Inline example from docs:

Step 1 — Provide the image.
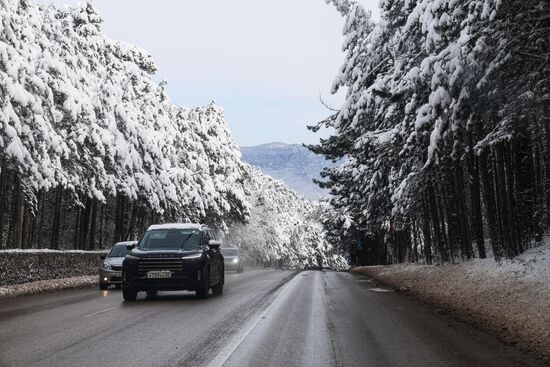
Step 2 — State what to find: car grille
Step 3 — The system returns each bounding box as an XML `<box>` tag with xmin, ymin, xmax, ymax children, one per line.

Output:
<box><xmin>138</xmin><ymin>258</ymin><xmax>183</xmax><ymax>272</ymax></box>
<box><xmin>111</xmin><ymin>265</ymin><xmax>122</xmax><ymax>271</ymax></box>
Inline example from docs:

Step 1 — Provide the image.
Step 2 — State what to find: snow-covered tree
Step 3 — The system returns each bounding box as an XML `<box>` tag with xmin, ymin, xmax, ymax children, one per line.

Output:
<box><xmin>311</xmin><ymin>0</ymin><xmax>550</xmax><ymax>264</ymax></box>
<box><xmin>0</xmin><ymin>0</ymin><xmax>249</xmax><ymax>249</ymax></box>
<box><xmin>0</xmin><ymin>0</ymin><xmax>343</xmax><ymax>272</ymax></box>
<box><xmin>226</xmin><ymin>164</ymin><xmax>347</xmax><ymax>269</ymax></box>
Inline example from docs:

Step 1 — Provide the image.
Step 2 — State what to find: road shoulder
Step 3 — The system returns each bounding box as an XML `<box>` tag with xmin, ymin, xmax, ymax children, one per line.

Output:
<box><xmin>0</xmin><ymin>276</ymin><xmax>97</xmax><ymax>300</ymax></box>
<box><xmin>352</xmin><ymin>263</ymin><xmax>550</xmax><ymax>363</ymax></box>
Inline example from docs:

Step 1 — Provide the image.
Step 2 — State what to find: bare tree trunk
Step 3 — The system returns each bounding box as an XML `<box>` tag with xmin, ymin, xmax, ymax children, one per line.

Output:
<box><xmin>115</xmin><ymin>193</ymin><xmax>126</xmax><ymax>242</ymax></box>
<box><xmin>495</xmin><ymin>144</ymin><xmax>513</xmax><ymax>258</ymax></box>
<box><xmin>422</xmin><ymin>193</ymin><xmax>433</xmax><ymax>265</ymax></box>
<box><xmin>73</xmin><ymin>206</ymin><xmax>81</xmax><ymax>250</ymax></box>
<box><xmin>411</xmin><ymin>217</ymin><xmax>419</xmax><ymax>263</ymax></box>
<box><xmin>0</xmin><ymin>160</ymin><xmax>8</xmax><ymax>249</ymax></box>
<box><xmin>35</xmin><ymin>191</ymin><xmax>45</xmax><ymax>249</ymax></box>
<box><xmin>136</xmin><ymin>205</ymin><xmax>147</xmax><ymax>240</ymax></box>
<box><xmin>89</xmin><ymin>198</ymin><xmax>98</xmax><ymax>250</ymax></box>
<box><xmin>504</xmin><ymin>143</ymin><xmax>522</xmax><ymax>256</ymax></box>
<box><xmin>543</xmin><ymin>104</ymin><xmax>550</xmax><ymax>227</ymax></box>
<box><xmin>78</xmin><ymin>197</ymin><xmax>92</xmax><ymax>250</ymax></box>
<box><xmin>428</xmin><ymin>184</ymin><xmax>447</xmax><ymax>263</ymax></box>
<box><xmin>468</xmin><ymin>135</ymin><xmax>486</xmax><ymax>258</ymax></box>
<box><xmin>50</xmin><ymin>187</ymin><xmax>62</xmax><ymax>250</ymax></box>
<box><xmin>480</xmin><ymin>149</ymin><xmax>504</xmax><ymax>260</ymax></box>
<box><xmin>125</xmin><ymin>200</ymin><xmax>138</xmax><ymax>241</ymax></box>
<box><xmin>13</xmin><ymin>181</ymin><xmax>24</xmax><ymax>249</ymax></box>
<box><xmin>98</xmin><ymin>202</ymin><xmax>104</xmax><ymax>248</ymax></box>
<box><xmin>454</xmin><ymin>160</ymin><xmax>473</xmax><ymax>259</ymax></box>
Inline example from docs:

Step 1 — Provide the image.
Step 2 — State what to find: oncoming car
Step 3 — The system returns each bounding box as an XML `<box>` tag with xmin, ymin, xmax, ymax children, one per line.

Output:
<box><xmin>99</xmin><ymin>241</ymin><xmax>136</xmax><ymax>290</ymax></box>
<box><xmin>221</xmin><ymin>246</ymin><xmax>244</xmax><ymax>273</ymax></box>
<box><xmin>122</xmin><ymin>223</ymin><xmax>224</xmax><ymax>301</ymax></box>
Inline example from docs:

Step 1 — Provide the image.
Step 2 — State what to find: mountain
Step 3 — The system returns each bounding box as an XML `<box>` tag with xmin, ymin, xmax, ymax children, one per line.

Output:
<box><xmin>240</xmin><ymin>142</ymin><xmax>332</xmax><ymax>200</ymax></box>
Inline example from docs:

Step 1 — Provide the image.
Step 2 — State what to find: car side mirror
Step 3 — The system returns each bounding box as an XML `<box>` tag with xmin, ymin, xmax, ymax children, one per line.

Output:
<box><xmin>208</xmin><ymin>240</ymin><xmax>221</xmax><ymax>250</ymax></box>
<box><xmin>126</xmin><ymin>243</ymin><xmax>136</xmax><ymax>251</ymax></box>
<box><xmin>100</xmin><ymin>254</ymin><xmax>106</xmax><ymax>260</ymax></box>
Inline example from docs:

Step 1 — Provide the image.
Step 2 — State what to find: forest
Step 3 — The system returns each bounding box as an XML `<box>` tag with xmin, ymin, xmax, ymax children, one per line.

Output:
<box><xmin>310</xmin><ymin>0</ymin><xmax>550</xmax><ymax>265</ymax></box>
<box><xmin>0</xmin><ymin>0</ymin><xmax>344</xmax><ymax>268</ymax></box>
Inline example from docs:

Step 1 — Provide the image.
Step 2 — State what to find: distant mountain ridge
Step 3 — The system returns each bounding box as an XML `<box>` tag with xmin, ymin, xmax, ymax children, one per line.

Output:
<box><xmin>240</xmin><ymin>142</ymin><xmax>332</xmax><ymax>200</ymax></box>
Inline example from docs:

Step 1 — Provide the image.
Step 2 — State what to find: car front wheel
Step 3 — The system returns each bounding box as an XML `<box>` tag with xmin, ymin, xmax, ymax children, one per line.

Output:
<box><xmin>212</xmin><ymin>265</ymin><xmax>224</xmax><ymax>296</ymax></box>
<box><xmin>123</xmin><ymin>286</ymin><xmax>137</xmax><ymax>301</ymax></box>
<box><xmin>196</xmin><ymin>267</ymin><xmax>210</xmax><ymax>299</ymax></box>
<box><xmin>99</xmin><ymin>283</ymin><xmax>109</xmax><ymax>290</ymax></box>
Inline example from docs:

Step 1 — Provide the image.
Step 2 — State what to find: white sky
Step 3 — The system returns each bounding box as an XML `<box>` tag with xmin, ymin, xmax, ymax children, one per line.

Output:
<box><xmin>36</xmin><ymin>0</ymin><xmax>380</xmax><ymax>146</ymax></box>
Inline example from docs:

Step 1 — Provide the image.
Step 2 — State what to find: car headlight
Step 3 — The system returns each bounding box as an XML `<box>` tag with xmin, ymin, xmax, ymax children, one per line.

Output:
<box><xmin>182</xmin><ymin>253</ymin><xmax>202</xmax><ymax>259</ymax></box>
<box><xmin>103</xmin><ymin>262</ymin><xmax>112</xmax><ymax>270</ymax></box>
<box><xmin>232</xmin><ymin>258</ymin><xmax>239</xmax><ymax>263</ymax></box>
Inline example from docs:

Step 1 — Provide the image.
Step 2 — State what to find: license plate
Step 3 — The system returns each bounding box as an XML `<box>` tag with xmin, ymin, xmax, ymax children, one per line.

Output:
<box><xmin>147</xmin><ymin>271</ymin><xmax>171</xmax><ymax>279</ymax></box>
<box><xmin>112</xmin><ymin>272</ymin><xmax>122</xmax><ymax>277</ymax></box>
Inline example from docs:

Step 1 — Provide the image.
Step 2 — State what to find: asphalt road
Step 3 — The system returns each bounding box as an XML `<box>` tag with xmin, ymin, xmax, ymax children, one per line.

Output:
<box><xmin>0</xmin><ymin>270</ymin><xmax>546</xmax><ymax>367</ymax></box>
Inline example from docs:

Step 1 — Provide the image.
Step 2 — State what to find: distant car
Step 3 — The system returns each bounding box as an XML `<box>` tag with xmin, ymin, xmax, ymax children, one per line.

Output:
<box><xmin>122</xmin><ymin>223</ymin><xmax>224</xmax><ymax>301</ymax></box>
<box><xmin>99</xmin><ymin>241</ymin><xmax>136</xmax><ymax>290</ymax></box>
<box><xmin>221</xmin><ymin>246</ymin><xmax>244</xmax><ymax>273</ymax></box>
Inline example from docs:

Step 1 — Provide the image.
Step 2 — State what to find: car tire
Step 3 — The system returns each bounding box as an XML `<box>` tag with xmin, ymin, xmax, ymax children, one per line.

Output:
<box><xmin>99</xmin><ymin>283</ymin><xmax>109</xmax><ymax>290</ymax></box>
<box><xmin>146</xmin><ymin>290</ymin><xmax>158</xmax><ymax>299</ymax></box>
<box><xmin>212</xmin><ymin>265</ymin><xmax>224</xmax><ymax>296</ymax></box>
<box><xmin>196</xmin><ymin>267</ymin><xmax>210</xmax><ymax>299</ymax></box>
<box><xmin>123</xmin><ymin>286</ymin><xmax>137</xmax><ymax>301</ymax></box>
<box><xmin>237</xmin><ymin>265</ymin><xmax>244</xmax><ymax>273</ymax></box>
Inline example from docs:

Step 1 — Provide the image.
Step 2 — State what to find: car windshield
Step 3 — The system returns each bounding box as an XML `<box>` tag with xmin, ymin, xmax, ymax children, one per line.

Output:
<box><xmin>108</xmin><ymin>245</ymin><xmax>130</xmax><ymax>258</ymax></box>
<box><xmin>221</xmin><ymin>248</ymin><xmax>239</xmax><ymax>257</ymax></box>
<box><xmin>138</xmin><ymin>229</ymin><xmax>201</xmax><ymax>251</ymax></box>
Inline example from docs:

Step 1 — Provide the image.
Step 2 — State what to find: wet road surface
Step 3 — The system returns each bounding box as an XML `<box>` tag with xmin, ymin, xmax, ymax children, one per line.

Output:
<box><xmin>0</xmin><ymin>270</ymin><xmax>546</xmax><ymax>367</ymax></box>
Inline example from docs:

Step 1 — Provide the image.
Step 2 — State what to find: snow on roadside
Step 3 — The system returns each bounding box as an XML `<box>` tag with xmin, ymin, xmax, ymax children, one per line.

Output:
<box><xmin>352</xmin><ymin>241</ymin><xmax>550</xmax><ymax>362</ymax></box>
<box><xmin>0</xmin><ymin>249</ymin><xmax>107</xmax><ymax>254</ymax></box>
<box><xmin>0</xmin><ymin>276</ymin><xmax>97</xmax><ymax>300</ymax></box>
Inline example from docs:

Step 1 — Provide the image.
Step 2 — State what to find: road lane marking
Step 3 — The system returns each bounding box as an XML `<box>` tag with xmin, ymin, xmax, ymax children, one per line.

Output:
<box><xmin>206</xmin><ymin>273</ymin><xmax>298</xmax><ymax>367</ymax></box>
<box><xmin>84</xmin><ymin>306</ymin><xmax>120</xmax><ymax>318</ymax></box>
<box><xmin>367</xmin><ymin>288</ymin><xmax>393</xmax><ymax>292</ymax></box>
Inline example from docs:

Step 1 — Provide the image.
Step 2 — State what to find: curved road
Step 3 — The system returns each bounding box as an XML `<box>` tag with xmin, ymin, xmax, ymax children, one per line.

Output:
<box><xmin>0</xmin><ymin>270</ymin><xmax>545</xmax><ymax>367</ymax></box>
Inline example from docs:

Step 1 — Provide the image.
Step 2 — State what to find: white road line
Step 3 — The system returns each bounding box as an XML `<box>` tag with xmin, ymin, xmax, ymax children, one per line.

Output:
<box><xmin>84</xmin><ymin>306</ymin><xmax>120</xmax><ymax>318</ymax></box>
<box><xmin>206</xmin><ymin>274</ymin><xmax>298</xmax><ymax>367</ymax></box>
<box><xmin>367</xmin><ymin>288</ymin><xmax>393</xmax><ymax>292</ymax></box>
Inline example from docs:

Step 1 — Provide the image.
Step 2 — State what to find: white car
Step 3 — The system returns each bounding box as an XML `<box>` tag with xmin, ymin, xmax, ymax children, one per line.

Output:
<box><xmin>221</xmin><ymin>247</ymin><xmax>244</xmax><ymax>273</ymax></box>
<box><xmin>99</xmin><ymin>241</ymin><xmax>136</xmax><ymax>290</ymax></box>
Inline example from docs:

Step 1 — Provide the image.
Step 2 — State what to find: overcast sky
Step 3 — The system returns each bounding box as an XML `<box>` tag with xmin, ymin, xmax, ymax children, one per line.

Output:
<box><xmin>37</xmin><ymin>0</ymin><xmax>379</xmax><ymax>147</ymax></box>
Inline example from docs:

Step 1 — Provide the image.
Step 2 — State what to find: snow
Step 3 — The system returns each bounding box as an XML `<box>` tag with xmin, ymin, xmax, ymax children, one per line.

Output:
<box><xmin>464</xmin><ymin>238</ymin><xmax>550</xmax><ymax>288</ymax></box>
<box><xmin>0</xmin><ymin>249</ymin><xmax>107</xmax><ymax>254</ymax></box>
<box><xmin>353</xmin><ymin>240</ymin><xmax>550</xmax><ymax>360</ymax></box>
<box><xmin>147</xmin><ymin>223</ymin><xmax>204</xmax><ymax>231</ymax></box>
<box><xmin>372</xmin><ymin>237</ymin><xmax>550</xmax><ymax>291</ymax></box>
<box><xmin>0</xmin><ymin>275</ymin><xmax>97</xmax><ymax>300</ymax></box>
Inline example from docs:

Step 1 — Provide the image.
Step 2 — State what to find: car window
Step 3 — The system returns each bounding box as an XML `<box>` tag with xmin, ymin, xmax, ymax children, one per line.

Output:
<box><xmin>138</xmin><ymin>229</ymin><xmax>201</xmax><ymax>251</ymax></box>
<box><xmin>108</xmin><ymin>245</ymin><xmax>130</xmax><ymax>258</ymax></box>
<box><xmin>221</xmin><ymin>248</ymin><xmax>238</xmax><ymax>257</ymax></box>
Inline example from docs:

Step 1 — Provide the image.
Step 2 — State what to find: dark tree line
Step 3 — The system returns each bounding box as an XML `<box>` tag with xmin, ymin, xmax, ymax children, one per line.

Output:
<box><xmin>0</xmin><ymin>163</ymin><xmax>181</xmax><ymax>250</ymax></box>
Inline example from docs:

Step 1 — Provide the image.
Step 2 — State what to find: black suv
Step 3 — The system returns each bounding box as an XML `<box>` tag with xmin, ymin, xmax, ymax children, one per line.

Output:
<box><xmin>122</xmin><ymin>223</ymin><xmax>224</xmax><ymax>301</ymax></box>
